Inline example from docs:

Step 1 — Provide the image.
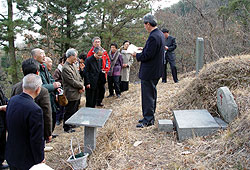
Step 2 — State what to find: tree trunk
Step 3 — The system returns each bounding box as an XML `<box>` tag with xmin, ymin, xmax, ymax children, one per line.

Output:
<box><xmin>65</xmin><ymin>5</ymin><xmax>71</xmax><ymax>50</ymax></box>
<box><xmin>7</xmin><ymin>0</ymin><xmax>18</xmax><ymax>84</ymax></box>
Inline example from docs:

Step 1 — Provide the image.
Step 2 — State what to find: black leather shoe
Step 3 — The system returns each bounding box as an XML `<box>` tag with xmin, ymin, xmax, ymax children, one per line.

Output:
<box><xmin>1</xmin><ymin>163</ymin><xmax>9</xmax><ymax>169</ymax></box>
<box><xmin>175</xmin><ymin>80</ymin><xmax>179</xmax><ymax>83</ymax></box>
<box><xmin>136</xmin><ymin>120</ymin><xmax>154</xmax><ymax>128</ymax></box>
<box><xmin>138</xmin><ymin>119</ymin><xmax>144</xmax><ymax>123</ymax></box>
<box><xmin>52</xmin><ymin>134</ymin><xmax>58</xmax><ymax>138</ymax></box>
<box><xmin>64</xmin><ymin>128</ymin><xmax>75</xmax><ymax>133</ymax></box>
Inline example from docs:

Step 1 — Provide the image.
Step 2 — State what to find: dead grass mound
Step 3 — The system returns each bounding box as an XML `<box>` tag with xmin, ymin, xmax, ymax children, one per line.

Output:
<box><xmin>170</xmin><ymin>55</ymin><xmax>250</xmax><ymax>116</ymax></box>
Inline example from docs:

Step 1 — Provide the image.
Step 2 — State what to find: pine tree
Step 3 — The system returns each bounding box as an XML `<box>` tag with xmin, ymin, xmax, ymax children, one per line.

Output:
<box><xmin>83</xmin><ymin>0</ymin><xmax>151</xmax><ymax>50</ymax></box>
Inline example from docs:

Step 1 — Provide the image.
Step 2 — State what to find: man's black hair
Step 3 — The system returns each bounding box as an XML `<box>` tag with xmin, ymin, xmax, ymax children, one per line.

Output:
<box><xmin>143</xmin><ymin>14</ymin><xmax>157</xmax><ymax>27</ymax></box>
<box><xmin>78</xmin><ymin>52</ymin><xmax>87</xmax><ymax>61</ymax></box>
<box><xmin>123</xmin><ymin>40</ymin><xmax>131</xmax><ymax>45</ymax></box>
<box><xmin>110</xmin><ymin>43</ymin><xmax>118</xmax><ymax>49</ymax></box>
<box><xmin>22</xmin><ymin>58</ymin><xmax>39</xmax><ymax>76</ymax></box>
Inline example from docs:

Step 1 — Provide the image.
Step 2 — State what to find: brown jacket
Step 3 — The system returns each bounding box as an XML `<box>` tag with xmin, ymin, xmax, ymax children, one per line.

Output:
<box><xmin>11</xmin><ymin>82</ymin><xmax>52</xmax><ymax>140</ymax></box>
<box><xmin>62</xmin><ymin>61</ymin><xmax>84</xmax><ymax>101</ymax></box>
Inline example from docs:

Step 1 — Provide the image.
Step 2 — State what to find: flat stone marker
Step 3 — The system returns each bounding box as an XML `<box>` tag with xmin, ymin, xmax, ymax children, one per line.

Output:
<box><xmin>217</xmin><ymin>86</ymin><xmax>238</xmax><ymax>123</ymax></box>
<box><xmin>173</xmin><ymin>109</ymin><xmax>220</xmax><ymax>141</ymax></box>
<box><xmin>158</xmin><ymin>119</ymin><xmax>173</xmax><ymax>132</ymax></box>
<box><xmin>66</xmin><ymin>107</ymin><xmax>112</xmax><ymax>154</ymax></box>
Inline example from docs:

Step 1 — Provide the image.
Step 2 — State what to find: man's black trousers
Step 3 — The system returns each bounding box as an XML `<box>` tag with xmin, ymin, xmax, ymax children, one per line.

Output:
<box><xmin>63</xmin><ymin>100</ymin><xmax>80</xmax><ymax>131</ymax></box>
<box><xmin>108</xmin><ymin>75</ymin><xmax>121</xmax><ymax>96</ymax></box>
<box><xmin>86</xmin><ymin>87</ymin><xmax>97</xmax><ymax>108</ymax></box>
<box><xmin>141</xmin><ymin>79</ymin><xmax>159</xmax><ymax>123</ymax></box>
<box><xmin>96</xmin><ymin>72</ymin><xmax>106</xmax><ymax>105</ymax></box>
<box><xmin>162</xmin><ymin>55</ymin><xmax>178</xmax><ymax>83</ymax></box>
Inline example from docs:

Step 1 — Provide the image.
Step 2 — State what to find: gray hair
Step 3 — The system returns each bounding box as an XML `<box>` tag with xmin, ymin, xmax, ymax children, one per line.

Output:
<box><xmin>22</xmin><ymin>74</ymin><xmax>42</xmax><ymax>91</ymax></box>
<box><xmin>92</xmin><ymin>37</ymin><xmax>101</xmax><ymax>43</ymax></box>
<box><xmin>45</xmin><ymin>57</ymin><xmax>52</xmax><ymax>62</ymax></box>
<box><xmin>93</xmin><ymin>46</ymin><xmax>104</xmax><ymax>54</ymax></box>
<box><xmin>66</xmin><ymin>48</ymin><xmax>78</xmax><ymax>58</ymax></box>
<box><xmin>31</xmin><ymin>48</ymin><xmax>44</xmax><ymax>57</ymax></box>
<box><xmin>143</xmin><ymin>14</ymin><xmax>157</xmax><ymax>27</ymax></box>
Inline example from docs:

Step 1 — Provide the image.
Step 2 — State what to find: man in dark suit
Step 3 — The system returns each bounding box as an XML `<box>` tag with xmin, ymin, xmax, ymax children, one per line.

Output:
<box><xmin>11</xmin><ymin>58</ymin><xmax>52</xmax><ymax>143</ymax></box>
<box><xmin>62</xmin><ymin>48</ymin><xmax>84</xmax><ymax>133</ymax></box>
<box><xmin>6</xmin><ymin>74</ymin><xmax>45</xmax><ymax>170</ymax></box>
<box><xmin>161</xmin><ymin>29</ymin><xmax>178</xmax><ymax>83</ymax></box>
<box><xmin>132</xmin><ymin>14</ymin><xmax>165</xmax><ymax>128</ymax></box>
<box><xmin>83</xmin><ymin>47</ymin><xmax>103</xmax><ymax>108</ymax></box>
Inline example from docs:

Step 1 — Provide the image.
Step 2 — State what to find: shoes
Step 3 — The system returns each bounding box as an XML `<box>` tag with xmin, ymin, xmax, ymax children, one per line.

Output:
<box><xmin>96</xmin><ymin>103</ymin><xmax>104</xmax><ymax>107</ymax></box>
<box><xmin>162</xmin><ymin>80</ymin><xmax>167</xmax><ymax>83</ymax></box>
<box><xmin>117</xmin><ymin>94</ymin><xmax>121</xmax><ymax>98</ymax></box>
<box><xmin>107</xmin><ymin>94</ymin><xmax>114</xmax><ymax>98</ymax></box>
<box><xmin>70</xmin><ymin>125</ymin><xmax>77</xmax><ymax>128</ymax></box>
<box><xmin>64</xmin><ymin>128</ymin><xmax>75</xmax><ymax>133</ymax></box>
<box><xmin>44</xmin><ymin>146</ymin><xmax>53</xmax><ymax>152</ymax></box>
<box><xmin>136</xmin><ymin>120</ymin><xmax>154</xmax><ymax>128</ymax></box>
<box><xmin>56</xmin><ymin>120</ymin><xmax>61</xmax><ymax>125</ymax></box>
<box><xmin>175</xmin><ymin>80</ymin><xmax>179</xmax><ymax>83</ymax></box>
<box><xmin>52</xmin><ymin>134</ymin><xmax>58</xmax><ymax>138</ymax></box>
<box><xmin>1</xmin><ymin>163</ymin><xmax>9</xmax><ymax>169</ymax></box>
<box><xmin>138</xmin><ymin>119</ymin><xmax>144</xmax><ymax>123</ymax></box>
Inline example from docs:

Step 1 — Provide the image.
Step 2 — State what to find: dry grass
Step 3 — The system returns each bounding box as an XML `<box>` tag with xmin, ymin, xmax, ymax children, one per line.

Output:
<box><xmin>46</xmin><ymin>55</ymin><xmax>250</xmax><ymax>170</ymax></box>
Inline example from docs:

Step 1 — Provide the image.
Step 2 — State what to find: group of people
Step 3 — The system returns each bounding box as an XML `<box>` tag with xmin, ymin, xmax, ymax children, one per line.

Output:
<box><xmin>0</xmin><ymin>13</ymin><xmax>178</xmax><ymax>170</ymax></box>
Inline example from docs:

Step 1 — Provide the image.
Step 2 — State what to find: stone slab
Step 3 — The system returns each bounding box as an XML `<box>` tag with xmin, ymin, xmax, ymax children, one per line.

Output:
<box><xmin>158</xmin><ymin>119</ymin><xmax>173</xmax><ymax>132</ymax></box>
<box><xmin>173</xmin><ymin>109</ymin><xmax>220</xmax><ymax>141</ymax></box>
<box><xmin>214</xmin><ymin>117</ymin><xmax>228</xmax><ymax>130</ymax></box>
<box><xmin>65</xmin><ymin>107</ymin><xmax>112</xmax><ymax>128</ymax></box>
<box><xmin>217</xmin><ymin>86</ymin><xmax>238</xmax><ymax>123</ymax></box>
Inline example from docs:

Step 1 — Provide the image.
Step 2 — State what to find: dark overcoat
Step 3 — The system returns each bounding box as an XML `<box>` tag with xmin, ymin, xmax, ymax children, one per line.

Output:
<box><xmin>136</xmin><ymin>28</ymin><xmax>165</xmax><ymax>80</ymax></box>
<box><xmin>5</xmin><ymin>93</ymin><xmax>44</xmax><ymax>170</ymax></box>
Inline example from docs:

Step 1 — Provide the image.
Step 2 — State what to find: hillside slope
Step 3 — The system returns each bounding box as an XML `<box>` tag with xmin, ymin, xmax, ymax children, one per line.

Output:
<box><xmin>46</xmin><ymin>55</ymin><xmax>250</xmax><ymax>170</ymax></box>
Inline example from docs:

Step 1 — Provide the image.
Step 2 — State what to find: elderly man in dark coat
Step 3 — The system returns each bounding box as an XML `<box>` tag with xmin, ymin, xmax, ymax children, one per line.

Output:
<box><xmin>32</xmin><ymin>48</ymin><xmax>61</xmax><ymax>132</ymax></box>
<box><xmin>6</xmin><ymin>74</ymin><xmax>45</xmax><ymax>170</ymax></box>
<box><xmin>132</xmin><ymin>14</ymin><xmax>165</xmax><ymax>128</ymax></box>
<box><xmin>83</xmin><ymin>47</ymin><xmax>103</xmax><ymax>108</ymax></box>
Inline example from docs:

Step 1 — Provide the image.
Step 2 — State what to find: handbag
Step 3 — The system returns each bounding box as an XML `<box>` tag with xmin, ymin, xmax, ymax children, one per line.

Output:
<box><xmin>67</xmin><ymin>137</ymin><xmax>89</xmax><ymax>170</ymax></box>
<box><xmin>58</xmin><ymin>89</ymin><xmax>68</xmax><ymax>106</ymax></box>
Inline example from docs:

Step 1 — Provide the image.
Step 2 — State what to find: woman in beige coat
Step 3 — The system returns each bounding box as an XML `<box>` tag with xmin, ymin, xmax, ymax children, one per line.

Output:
<box><xmin>120</xmin><ymin>40</ymin><xmax>133</xmax><ymax>92</ymax></box>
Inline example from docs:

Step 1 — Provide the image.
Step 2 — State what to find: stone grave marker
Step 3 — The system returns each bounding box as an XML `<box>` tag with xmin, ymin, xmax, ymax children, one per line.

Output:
<box><xmin>217</xmin><ymin>86</ymin><xmax>238</xmax><ymax>123</ymax></box>
<box><xmin>196</xmin><ymin>37</ymin><xmax>204</xmax><ymax>76</ymax></box>
<box><xmin>173</xmin><ymin>109</ymin><xmax>220</xmax><ymax>141</ymax></box>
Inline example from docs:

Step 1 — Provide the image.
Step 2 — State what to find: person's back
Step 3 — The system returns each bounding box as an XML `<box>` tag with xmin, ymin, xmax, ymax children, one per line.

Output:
<box><xmin>6</xmin><ymin>74</ymin><xmax>45</xmax><ymax>170</ymax></box>
<box><xmin>11</xmin><ymin>82</ymin><xmax>52</xmax><ymax>141</ymax></box>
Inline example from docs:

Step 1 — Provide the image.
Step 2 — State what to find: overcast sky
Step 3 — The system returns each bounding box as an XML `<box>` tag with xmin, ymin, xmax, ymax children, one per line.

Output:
<box><xmin>151</xmin><ymin>0</ymin><xmax>180</xmax><ymax>10</ymax></box>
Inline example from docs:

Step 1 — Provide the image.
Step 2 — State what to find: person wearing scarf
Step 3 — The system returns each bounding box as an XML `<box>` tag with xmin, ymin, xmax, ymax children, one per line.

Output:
<box><xmin>120</xmin><ymin>40</ymin><xmax>134</xmax><ymax>92</ymax></box>
<box><xmin>107</xmin><ymin>43</ymin><xmax>123</xmax><ymax>98</ymax></box>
